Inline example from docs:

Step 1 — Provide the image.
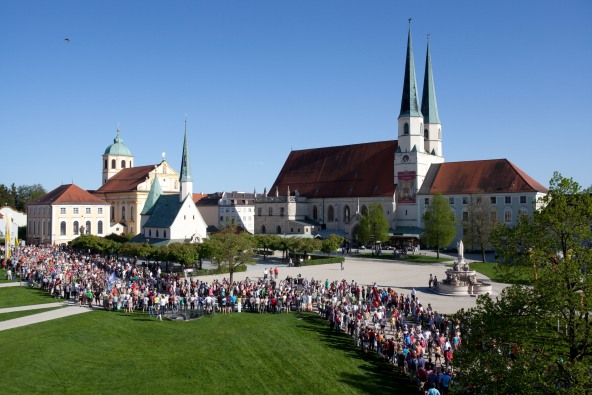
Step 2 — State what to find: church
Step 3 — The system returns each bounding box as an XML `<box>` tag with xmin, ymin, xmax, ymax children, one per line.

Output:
<box><xmin>255</xmin><ymin>25</ymin><xmax>548</xmax><ymax>248</ymax></box>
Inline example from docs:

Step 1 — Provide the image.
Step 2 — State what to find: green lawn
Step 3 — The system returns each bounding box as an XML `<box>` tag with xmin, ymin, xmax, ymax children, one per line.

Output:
<box><xmin>0</xmin><ymin>286</ymin><xmax>62</xmax><ymax>308</ymax></box>
<box><xmin>355</xmin><ymin>252</ymin><xmax>452</xmax><ymax>264</ymax></box>
<box><xmin>1</xmin><ymin>310</ymin><xmax>414</xmax><ymax>394</ymax></box>
<box><xmin>0</xmin><ymin>306</ymin><xmax>64</xmax><ymax>322</ymax></box>
<box><xmin>469</xmin><ymin>262</ymin><xmax>533</xmax><ymax>285</ymax></box>
<box><xmin>0</xmin><ymin>268</ymin><xmax>19</xmax><ymax>282</ymax></box>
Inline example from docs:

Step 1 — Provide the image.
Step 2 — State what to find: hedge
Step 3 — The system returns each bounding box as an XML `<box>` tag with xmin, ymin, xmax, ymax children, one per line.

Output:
<box><xmin>298</xmin><ymin>255</ymin><xmax>344</xmax><ymax>266</ymax></box>
<box><xmin>193</xmin><ymin>264</ymin><xmax>248</xmax><ymax>276</ymax></box>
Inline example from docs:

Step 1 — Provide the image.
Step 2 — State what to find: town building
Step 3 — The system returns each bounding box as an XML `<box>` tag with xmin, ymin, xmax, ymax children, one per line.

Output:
<box><xmin>195</xmin><ymin>191</ymin><xmax>256</xmax><ymax>233</ymax></box>
<box><xmin>92</xmin><ymin>129</ymin><xmax>180</xmax><ymax>235</ymax></box>
<box><xmin>256</xmin><ymin>25</ymin><xmax>548</xmax><ymax>247</ymax></box>
<box><xmin>26</xmin><ymin>184</ymin><xmax>110</xmax><ymax>245</ymax></box>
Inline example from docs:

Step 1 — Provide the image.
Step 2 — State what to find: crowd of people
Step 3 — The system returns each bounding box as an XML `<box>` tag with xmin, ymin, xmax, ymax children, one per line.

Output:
<box><xmin>4</xmin><ymin>244</ymin><xmax>461</xmax><ymax>394</ymax></box>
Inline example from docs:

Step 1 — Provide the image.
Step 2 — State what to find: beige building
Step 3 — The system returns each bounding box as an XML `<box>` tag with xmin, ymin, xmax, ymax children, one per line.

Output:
<box><xmin>26</xmin><ymin>184</ymin><xmax>110</xmax><ymax>245</ymax></box>
<box><xmin>92</xmin><ymin>129</ymin><xmax>180</xmax><ymax>235</ymax></box>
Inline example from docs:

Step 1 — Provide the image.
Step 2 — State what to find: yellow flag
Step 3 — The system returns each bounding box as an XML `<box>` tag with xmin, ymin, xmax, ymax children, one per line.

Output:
<box><xmin>4</xmin><ymin>215</ymin><xmax>10</xmax><ymax>260</ymax></box>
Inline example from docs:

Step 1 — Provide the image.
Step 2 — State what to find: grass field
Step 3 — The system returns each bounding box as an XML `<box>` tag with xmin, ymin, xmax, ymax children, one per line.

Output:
<box><xmin>0</xmin><ymin>306</ymin><xmax>63</xmax><ymax>322</ymax></box>
<box><xmin>0</xmin><ymin>268</ymin><xmax>18</xmax><ymax>283</ymax></box>
<box><xmin>355</xmin><ymin>253</ymin><xmax>452</xmax><ymax>264</ymax></box>
<box><xmin>469</xmin><ymin>262</ymin><xmax>533</xmax><ymax>285</ymax></box>
<box><xmin>1</xmin><ymin>309</ymin><xmax>415</xmax><ymax>394</ymax></box>
<box><xmin>0</xmin><ymin>286</ymin><xmax>62</xmax><ymax>308</ymax></box>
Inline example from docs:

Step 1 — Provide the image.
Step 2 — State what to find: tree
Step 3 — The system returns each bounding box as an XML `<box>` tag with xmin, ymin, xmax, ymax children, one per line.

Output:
<box><xmin>455</xmin><ymin>173</ymin><xmax>592</xmax><ymax>392</ymax></box>
<box><xmin>320</xmin><ymin>234</ymin><xmax>343</xmax><ymax>256</ymax></box>
<box><xmin>15</xmin><ymin>184</ymin><xmax>46</xmax><ymax>211</ymax></box>
<box><xmin>465</xmin><ymin>194</ymin><xmax>498</xmax><ymax>262</ymax></box>
<box><xmin>208</xmin><ymin>225</ymin><xmax>256</xmax><ymax>284</ymax></box>
<box><xmin>421</xmin><ymin>193</ymin><xmax>456</xmax><ymax>258</ymax></box>
<box><xmin>254</xmin><ymin>234</ymin><xmax>281</xmax><ymax>260</ymax></box>
<box><xmin>357</xmin><ymin>203</ymin><xmax>389</xmax><ymax>249</ymax></box>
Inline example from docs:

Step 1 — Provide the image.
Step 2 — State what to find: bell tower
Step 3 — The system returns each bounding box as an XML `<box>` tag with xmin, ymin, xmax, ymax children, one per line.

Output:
<box><xmin>102</xmin><ymin>129</ymin><xmax>134</xmax><ymax>185</ymax></box>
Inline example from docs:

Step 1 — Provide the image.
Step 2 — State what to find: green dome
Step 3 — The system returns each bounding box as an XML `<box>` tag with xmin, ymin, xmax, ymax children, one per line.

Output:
<box><xmin>104</xmin><ymin>130</ymin><xmax>133</xmax><ymax>156</ymax></box>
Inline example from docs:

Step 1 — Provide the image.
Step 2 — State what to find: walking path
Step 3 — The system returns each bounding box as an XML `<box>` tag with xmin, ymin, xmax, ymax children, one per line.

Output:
<box><xmin>0</xmin><ymin>253</ymin><xmax>509</xmax><ymax>332</ymax></box>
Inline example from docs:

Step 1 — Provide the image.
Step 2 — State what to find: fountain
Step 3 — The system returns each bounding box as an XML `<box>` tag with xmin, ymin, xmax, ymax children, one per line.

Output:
<box><xmin>436</xmin><ymin>240</ymin><xmax>492</xmax><ymax>296</ymax></box>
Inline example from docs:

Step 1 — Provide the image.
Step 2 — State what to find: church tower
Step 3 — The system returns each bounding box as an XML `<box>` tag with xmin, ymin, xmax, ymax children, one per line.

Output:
<box><xmin>179</xmin><ymin>122</ymin><xmax>193</xmax><ymax>202</ymax></box>
<box><xmin>394</xmin><ymin>22</ymin><xmax>445</xmax><ymax>228</ymax></box>
<box><xmin>102</xmin><ymin>129</ymin><xmax>134</xmax><ymax>185</ymax></box>
<box><xmin>421</xmin><ymin>36</ymin><xmax>442</xmax><ymax>157</ymax></box>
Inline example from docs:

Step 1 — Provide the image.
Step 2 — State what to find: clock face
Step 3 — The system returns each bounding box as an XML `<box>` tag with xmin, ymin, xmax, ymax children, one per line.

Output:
<box><xmin>402</xmin><ymin>154</ymin><xmax>409</xmax><ymax>163</ymax></box>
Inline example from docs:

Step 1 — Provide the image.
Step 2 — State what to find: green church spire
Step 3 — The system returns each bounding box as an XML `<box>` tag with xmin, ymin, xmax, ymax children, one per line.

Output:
<box><xmin>399</xmin><ymin>19</ymin><xmax>422</xmax><ymax>119</ymax></box>
<box><xmin>421</xmin><ymin>35</ymin><xmax>440</xmax><ymax>124</ymax></box>
<box><xmin>141</xmin><ymin>176</ymin><xmax>162</xmax><ymax>215</ymax></box>
<box><xmin>179</xmin><ymin>121</ymin><xmax>192</xmax><ymax>182</ymax></box>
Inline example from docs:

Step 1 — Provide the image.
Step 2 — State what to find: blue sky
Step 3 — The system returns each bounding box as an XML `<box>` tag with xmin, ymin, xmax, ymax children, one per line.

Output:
<box><xmin>1</xmin><ymin>1</ymin><xmax>591</xmax><ymax>194</ymax></box>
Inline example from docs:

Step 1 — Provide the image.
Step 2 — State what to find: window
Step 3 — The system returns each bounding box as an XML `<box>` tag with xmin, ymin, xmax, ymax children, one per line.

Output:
<box><xmin>424</xmin><ymin>129</ymin><xmax>429</xmax><ymax>139</ymax></box>
<box><xmin>490</xmin><ymin>197</ymin><xmax>497</xmax><ymax>204</ymax></box>
<box><xmin>261</xmin><ymin>225</ymin><xmax>266</xmax><ymax>234</ymax></box>
<box><xmin>60</xmin><ymin>221</ymin><xmax>66</xmax><ymax>236</ymax></box>
<box><xmin>462</xmin><ymin>197</ymin><xmax>468</xmax><ymax>205</ymax></box>
<box><xmin>424</xmin><ymin>198</ymin><xmax>430</xmax><ymax>205</ymax></box>
<box><xmin>98</xmin><ymin>220</ymin><xmax>103</xmax><ymax>235</ymax></box>
<box><xmin>86</xmin><ymin>207</ymin><xmax>91</xmax><ymax>214</ymax></box>
<box><xmin>504</xmin><ymin>209</ymin><xmax>512</xmax><ymax>223</ymax></box>
<box><xmin>220</xmin><ymin>216</ymin><xmax>223</xmax><ymax>221</ymax></box>
<box><xmin>111</xmin><ymin>159</ymin><xmax>116</xmax><ymax>169</ymax></box>
<box><xmin>257</xmin><ymin>207</ymin><xmax>262</xmax><ymax>216</ymax></box>
<box><xmin>98</xmin><ymin>207</ymin><xmax>103</xmax><ymax>215</ymax></box>
<box><xmin>277</xmin><ymin>226</ymin><xmax>282</xmax><ymax>234</ymax></box>
<box><xmin>361</xmin><ymin>205</ymin><xmax>368</xmax><ymax>216</ymax></box>
<box><xmin>312</xmin><ymin>206</ymin><xmax>318</xmax><ymax>220</ymax></box>
<box><xmin>104</xmin><ymin>159</ymin><xmax>108</xmax><ymax>169</ymax></box>
<box><xmin>519</xmin><ymin>208</ymin><xmax>528</xmax><ymax>219</ymax></box>
<box><xmin>462</xmin><ymin>211</ymin><xmax>469</xmax><ymax>222</ymax></box>
<box><xmin>60</xmin><ymin>207</ymin><xmax>66</xmax><ymax>214</ymax></box>
<box><xmin>156</xmin><ymin>230</ymin><xmax>159</xmax><ymax>238</ymax></box>
<box><xmin>73</xmin><ymin>207</ymin><xmax>79</xmax><ymax>214</ymax></box>
<box><xmin>164</xmin><ymin>230</ymin><xmax>167</xmax><ymax>238</ymax></box>
<box><xmin>448</xmin><ymin>197</ymin><xmax>454</xmax><ymax>205</ymax></box>
<box><xmin>130</xmin><ymin>206</ymin><xmax>134</xmax><ymax>219</ymax></box>
<box><xmin>404</xmin><ymin>123</ymin><xmax>409</xmax><ymax>135</ymax></box>
<box><xmin>121</xmin><ymin>160</ymin><xmax>126</xmax><ymax>168</ymax></box>
<box><xmin>520</xmin><ymin>196</ymin><xmax>527</xmax><ymax>204</ymax></box>
<box><xmin>111</xmin><ymin>206</ymin><xmax>115</xmax><ymax>220</ymax></box>
<box><xmin>343</xmin><ymin>205</ymin><xmax>350</xmax><ymax>222</ymax></box>
<box><xmin>85</xmin><ymin>221</ymin><xmax>91</xmax><ymax>234</ymax></box>
<box><xmin>269</xmin><ymin>207</ymin><xmax>273</xmax><ymax>216</ymax></box>
<box><xmin>291</xmin><ymin>228</ymin><xmax>294</xmax><ymax>232</ymax></box>
<box><xmin>121</xmin><ymin>206</ymin><xmax>126</xmax><ymax>220</ymax></box>
<box><xmin>73</xmin><ymin>221</ymin><xmax>79</xmax><ymax>235</ymax></box>
<box><xmin>505</xmin><ymin>196</ymin><xmax>511</xmax><ymax>204</ymax></box>
<box><xmin>280</xmin><ymin>207</ymin><xmax>284</xmax><ymax>217</ymax></box>
<box><xmin>327</xmin><ymin>205</ymin><xmax>335</xmax><ymax>222</ymax></box>
<box><xmin>149</xmin><ymin>229</ymin><xmax>152</xmax><ymax>237</ymax></box>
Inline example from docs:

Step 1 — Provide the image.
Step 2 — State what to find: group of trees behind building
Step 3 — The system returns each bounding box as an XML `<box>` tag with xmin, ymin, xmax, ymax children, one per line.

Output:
<box><xmin>0</xmin><ymin>183</ymin><xmax>46</xmax><ymax>212</ymax></box>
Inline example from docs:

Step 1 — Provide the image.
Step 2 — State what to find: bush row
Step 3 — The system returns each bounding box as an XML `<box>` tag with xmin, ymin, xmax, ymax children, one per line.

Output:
<box><xmin>193</xmin><ymin>265</ymin><xmax>248</xmax><ymax>276</ymax></box>
<box><xmin>299</xmin><ymin>255</ymin><xmax>345</xmax><ymax>266</ymax></box>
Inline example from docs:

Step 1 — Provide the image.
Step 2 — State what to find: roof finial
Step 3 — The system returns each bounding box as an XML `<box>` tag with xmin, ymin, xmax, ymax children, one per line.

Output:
<box><xmin>427</xmin><ymin>32</ymin><xmax>430</xmax><ymax>41</ymax></box>
<box><xmin>408</xmin><ymin>17</ymin><xmax>412</xmax><ymax>25</ymax></box>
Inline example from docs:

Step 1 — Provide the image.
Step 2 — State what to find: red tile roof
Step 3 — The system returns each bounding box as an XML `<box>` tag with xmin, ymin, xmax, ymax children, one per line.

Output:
<box><xmin>95</xmin><ymin>164</ymin><xmax>157</xmax><ymax>193</ymax></box>
<box><xmin>31</xmin><ymin>184</ymin><xmax>108</xmax><ymax>205</ymax></box>
<box><xmin>270</xmin><ymin>140</ymin><xmax>398</xmax><ymax>198</ymax></box>
<box><xmin>419</xmin><ymin>159</ymin><xmax>548</xmax><ymax>195</ymax></box>
<box><xmin>192</xmin><ymin>193</ymin><xmax>208</xmax><ymax>204</ymax></box>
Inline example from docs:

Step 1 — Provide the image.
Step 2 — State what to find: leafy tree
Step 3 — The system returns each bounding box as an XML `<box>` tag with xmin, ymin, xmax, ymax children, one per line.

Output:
<box><xmin>253</xmin><ymin>234</ymin><xmax>281</xmax><ymax>259</ymax></box>
<box><xmin>320</xmin><ymin>234</ymin><xmax>343</xmax><ymax>256</ymax></box>
<box><xmin>15</xmin><ymin>184</ymin><xmax>46</xmax><ymax>211</ymax></box>
<box><xmin>196</xmin><ymin>242</ymin><xmax>213</xmax><ymax>269</ymax></box>
<box><xmin>208</xmin><ymin>225</ymin><xmax>256</xmax><ymax>283</ymax></box>
<box><xmin>357</xmin><ymin>203</ymin><xmax>389</xmax><ymax>249</ymax></box>
<box><xmin>465</xmin><ymin>194</ymin><xmax>498</xmax><ymax>262</ymax></box>
<box><xmin>167</xmin><ymin>243</ymin><xmax>199</xmax><ymax>267</ymax></box>
<box><xmin>455</xmin><ymin>173</ymin><xmax>592</xmax><ymax>392</ymax></box>
<box><xmin>421</xmin><ymin>193</ymin><xmax>456</xmax><ymax>258</ymax></box>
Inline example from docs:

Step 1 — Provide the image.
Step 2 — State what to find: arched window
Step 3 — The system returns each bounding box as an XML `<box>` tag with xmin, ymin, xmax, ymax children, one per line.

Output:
<box><xmin>130</xmin><ymin>206</ymin><xmax>134</xmax><ymax>220</ymax></box>
<box><xmin>277</xmin><ymin>226</ymin><xmax>282</xmax><ymax>234</ymax></box>
<box><xmin>111</xmin><ymin>206</ymin><xmax>115</xmax><ymax>220</ymax></box>
<box><xmin>85</xmin><ymin>221</ymin><xmax>91</xmax><ymax>234</ymax></box>
<box><xmin>73</xmin><ymin>221</ymin><xmax>79</xmax><ymax>235</ymax></box>
<box><xmin>121</xmin><ymin>206</ymin><xmax>126</xmax><ymax>220</ymax></box>
<box><xmin>149</xmin><ymin>229</ymin><xmax>152</xmax><ymax>237</ymax></box>
<box><xmin>404</xmin><ymin>123</ymin><xmax>409</xmax><ymax>135</ymax></box>
<box><xmin>269</xmin><ymin>207</ymin><xmax>273</xmax><ymax>216</ymax></box>
<box><xmin>328</xmin><ymin>205</ymin><xmax>335</xmax><ymax>222</ymax></box>
<box><xmin>343</xmin><ymin>205</ymin><xmax>350</xmax><ymax>223</ymax></box>
<box><xmin>258</xmin><ymin>207</ymin><xmax>262</xmax><ymax>216</ymax></box>
<box><xmin>60</xmin><ymin>221</ymin><xmax>66</xmax><ymax>236</ymax></box>
<box><xmin>111</xmin><ymin>159</ymin><xmax>116</xmax><ymax>169</ymax></box>
<box><xmin>261</xmin><ymin>225</ymin><xmax>266</xmax><ymax>234</ymax></box>
<box><xmin>312</xmin><ymin>205</ymin><xmax>318</xmax><ymax>220</ymax></box>
<box><xmin>156</xmin><ymin>230</ymin><xmax>159</xmax><ymax>238</ymax></box>
<box><xmin>361</xmin><ymin>205</ymin><xmax>368</xmax><ymax>216</ymax></box>
<box><xmin>504</xmin><ymin>208</ymin><xmax>513</xmax><ymax>223</ymax></box>
<box><xmin>438</xmin><ymin>128</ymin><xmax>441</xmax><ymax>139</ymax></box>
<box><xmin>424</xmin><ymin>129</ymin><xmax>429</xmax><ymax>139</ymax></box>
<box><xmin>98</xmin><ymin>221</ymin><xmax>103</xmax><ymax>235</ymax></box>
<box><xmin>104</xmin><ymin>159</ymin><xmax>107</xmax><ymax>169</ymax></box>
<box><xmin>121</xmin><ymin>160</ymin><xmax>126</xmax><ymax>168</ymax></box>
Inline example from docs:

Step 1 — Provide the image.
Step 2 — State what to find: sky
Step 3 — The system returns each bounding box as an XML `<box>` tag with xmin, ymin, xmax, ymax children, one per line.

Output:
<box><xmin>1</xmin><ymin>1</ymin><xmax>591</xmax><ymax>194</ymax></box>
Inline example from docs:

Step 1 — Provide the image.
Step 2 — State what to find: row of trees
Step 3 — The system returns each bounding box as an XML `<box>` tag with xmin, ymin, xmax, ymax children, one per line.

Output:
<box><xmin>68</xmin><ymin>227</ymin><xmax>345</xmax><ymax>284</ymax></box>
<box><xmin>0</xmin><ymin>183</ymin><xmax>46</xmax><ymax>212</ymax></box>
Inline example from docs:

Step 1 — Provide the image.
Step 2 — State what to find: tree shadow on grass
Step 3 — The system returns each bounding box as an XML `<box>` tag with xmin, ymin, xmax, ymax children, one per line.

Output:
<box><xmin>295</xmin><ymin>312</ymin><xmax>416</xmax><ymax>395</ymax></box>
